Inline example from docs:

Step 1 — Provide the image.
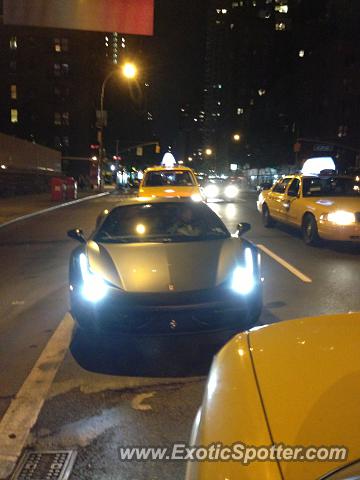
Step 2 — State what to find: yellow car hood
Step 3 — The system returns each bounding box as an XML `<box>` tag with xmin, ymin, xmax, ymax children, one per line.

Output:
<box><xmin>86</xmin><ymin>238</ymin><xmax>243</xmax><ymax>292</ymax></box>
<box><xmin>249</xmin><ymin>313</ymin><xmax>360</xmax><ymax>479</ymax></box>
<box><xmin>310</xmin><ymin>196</ymin><xmax>360</xmax><ymax>212</ymax></box>
<box><xmin>139</xmin><ymin>185</ymin><xmax>201</xmax><ymax>198</ymax></box>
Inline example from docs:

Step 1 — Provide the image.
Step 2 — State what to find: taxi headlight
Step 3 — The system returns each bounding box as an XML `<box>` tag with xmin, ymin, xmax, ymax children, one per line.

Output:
<box><xmin>79</xmin><ymin>253</ymin><xmax>108</xmax><ymax>302</ymax></box>
<box><xmin>225</xmin><ymin>185</ymin><xmax>239</xmax><ymax>199</ymax></box>
<box><xmin>191</xmin><ymin>193</ymin><xmax>202</xmax><ymax>202</ymax></box>
<box><xmin>325</xmin><ymin>211</ymin><xmax>356</xmax><ymax>226</ymax></box>
<box><xmin>231</xmin><ymin>247</ymin><xmax>255</xmax><ymax>295</ymax></box>
<box><xmin>204</xmin><ymin>184</ymin><xmax>220</xmax><ymax>198</ymax></box>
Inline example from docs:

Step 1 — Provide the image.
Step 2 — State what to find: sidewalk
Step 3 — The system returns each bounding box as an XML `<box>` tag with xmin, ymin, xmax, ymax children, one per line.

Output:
<box><xmin>0</xmin><ymin>188</ymin><xmax>113</xmax><ymax>226</ymax></box>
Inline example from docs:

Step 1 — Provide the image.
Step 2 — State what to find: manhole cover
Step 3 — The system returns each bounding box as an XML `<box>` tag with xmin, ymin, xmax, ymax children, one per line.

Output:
<box><xmin>11</xmin><ymin>450</ymin><xmax>77</xmax><ymax>480</ymax></box>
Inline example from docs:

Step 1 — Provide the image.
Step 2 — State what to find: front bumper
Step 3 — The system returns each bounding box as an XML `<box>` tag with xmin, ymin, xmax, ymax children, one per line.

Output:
<box><xmin>318</xmin><ymin>221</ymin><xmax>360</xmax><ymax>242</ymax></box>
<box><xmin>71</xmin><ymin>284</ymin><xmax>262</xmax><ymax>335</ymax></box>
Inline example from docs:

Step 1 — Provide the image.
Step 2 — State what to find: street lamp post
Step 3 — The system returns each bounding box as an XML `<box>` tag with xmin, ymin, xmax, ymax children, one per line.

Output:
<box><xmin>98</xmin><ymin>62</ymin><xmax>138</xmax><ymax>188</ymax></box>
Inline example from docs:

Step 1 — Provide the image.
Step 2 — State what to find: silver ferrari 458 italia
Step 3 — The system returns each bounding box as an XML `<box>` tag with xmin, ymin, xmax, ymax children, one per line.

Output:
<box><xmin>68</xmin><ymin>198</ymin><xmax>262</xmax><ymax>335</ymax></box>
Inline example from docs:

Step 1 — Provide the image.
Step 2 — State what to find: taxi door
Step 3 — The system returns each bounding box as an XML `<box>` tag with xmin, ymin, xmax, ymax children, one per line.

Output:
<box><xmin>282</xmin><ymin>177</ymin><xmax>303</xmax><ymax>226</ymax></box>
<box><xmin>266</xmin><ymin>177</ymin><xmax>292</xmax><ymax>220</ymax></box>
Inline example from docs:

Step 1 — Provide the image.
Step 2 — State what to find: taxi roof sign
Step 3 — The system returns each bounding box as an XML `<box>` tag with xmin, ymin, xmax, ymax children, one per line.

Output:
<box><xmin>302</xmin><ymin>157</ymin><xmax>336</xmax><ymax>176</ymax></box>
<box><xmin>3</xmin><ymin>0</ymin><xmax>154</xmax><ymax>36</ymax></box>
<box><xmin>161</xmin><ymin>153</ymin><xmax>177</xmax><ymax>168</ymax></box>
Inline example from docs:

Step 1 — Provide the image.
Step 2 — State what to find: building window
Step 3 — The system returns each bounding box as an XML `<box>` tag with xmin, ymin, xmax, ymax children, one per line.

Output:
<box><xmin>63</xmin><ymin>136</ymin><xmax>70</xmax><ymax>147</ymax></box>
<box><xmin>10</xmin><ymin>85</ymin><xmax>17</xmax><ymax>100</ymax></box>
<box><xmin>62</xmin><ymin>112</ymin><xmax>70</xmax><ymax>126</ymax></box>
<box><xmin>237</xmin><ymin>107</ymin><xmax>244</xmax><ymax>115</ymax></box>
<box><xmin>54</xmin><ymin>38</ymin><xmax>69</xmax><ymax>52</ymax></box>
<box><xmin>275</xmin><ymin>4</ymin><xmax>288</xmax><ymax>13</ymax></box>
<box><xmin>338</xmin><ymin>125</ymin><xmax>348</xmax><ymax>138</ymax></box>
<box><xmin>299</xmin><ymin>49</ymin><xmax>305</xmax><ymax>58</ymax></box>
<box><xmin>11</xmin><ymin>109</ymin><xmax>18</xmax><ymax>123</ymax></box>
<box><xmin>10</xmin><ymin>60</ymin><xmax>17</xmax><ymax>72</ymax></box>
<box><xmin>54</xmin><ymin>63</ymin><xmax>61</xmax><ymax>76</ymax></box>
<box><xmin>54</xmin><ymin>112</ymin><xmax>62</xmax><ymax>125</ymax></box>
<box><xmin>10</xmin><ymin>36</ymin><xmax>17</xmax><ymax>50</ymax></box>
<box><xmin>258</xmin><ymin>88</ymin><xmax>266</xmax><ymax>96</ymax></box>
<box><xmin>54</xmin><ymin>38</ymin><xmax>61</xmax><ymax>52</ymax></box>
<box><xmin>275</xmin><ymin>22</ymin><xmax>286</xmax><ymax>31</ymax></box>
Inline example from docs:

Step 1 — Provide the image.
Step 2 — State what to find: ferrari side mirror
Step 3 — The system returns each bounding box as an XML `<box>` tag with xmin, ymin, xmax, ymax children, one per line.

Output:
<box><xmin>67</xmin><ymin>228</ymin><xmax>86</xmax><ymax>243</ymax></box>
<box><xmin>237</xmin><ymin>223</ymin><xmax>251</xmax><ymax>237</ymax></box>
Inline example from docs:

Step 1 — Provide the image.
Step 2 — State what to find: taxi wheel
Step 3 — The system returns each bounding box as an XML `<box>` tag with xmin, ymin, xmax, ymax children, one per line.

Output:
<box><xmin>262</xmin><ymin>204</ymin><xmax>274</xmax><ymax>228</ymax></box>
<box><xmin>302</xmin><ymin>214</ymin><xmax>320</xmax><ymax>246</ymax></box>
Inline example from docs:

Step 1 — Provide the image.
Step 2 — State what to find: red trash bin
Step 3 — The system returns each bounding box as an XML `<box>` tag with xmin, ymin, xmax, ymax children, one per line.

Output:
<box><xmin>51</xmin><ymin>177</ymin><xmax>65</xmax><ymax>202</ymax></box>
<box><xmin>65</xmin><ymin>177</ymin><xmax>78</xmax><ymax>200</ymax></box>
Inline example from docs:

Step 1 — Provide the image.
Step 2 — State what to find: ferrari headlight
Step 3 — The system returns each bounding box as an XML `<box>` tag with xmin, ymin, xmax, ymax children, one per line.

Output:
<box><xmin>225</xmin><ymin>185</ymin><xmax>239</xmax><ymax>199</ymax></box>
<box><xmin>231</xmin><ymin>247</ymin><xmax>255</xmax><ymax>295</ymax></box>
<box><xmin>79</xmin><ymin>253</ymin><xmax>108</xmax><ymax>302</ymax></box>
<box><xmin>325</xmin><ymin>210</ymin><xmax>356</xmax><ymax>226</ymax></box>
<box><xmin>204</xmin><ymin>184</ymin><xmax>219</xmax><ymax>198</ymax></box>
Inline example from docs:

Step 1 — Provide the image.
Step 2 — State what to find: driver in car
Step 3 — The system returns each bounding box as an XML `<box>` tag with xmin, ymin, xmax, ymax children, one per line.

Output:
<box><xmin>170</xmin><ymin>206</ymin><xmax>202</xmax><ymax>236</ymax></box>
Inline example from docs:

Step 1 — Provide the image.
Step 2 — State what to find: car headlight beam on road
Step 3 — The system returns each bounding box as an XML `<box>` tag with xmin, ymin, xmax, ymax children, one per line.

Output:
<box><xmin>79</xmin><ymin>253</ymin><xmax>108</xmax><ymax>302</ymax></box>
<box><xmin>191</xmin><ymin>193</ymin><xmax>203</xmax><ymax>202</ymax></box>
<box><xmin>325</xmin><ymin>210</ymin><xmax>356</xmax><ymax>226</ymax></box>
<box><xmin>204</xmin><ymin>184</ymin><xmax>220</xmax><ymax>199</ymax></box>
<box><xmin>231</xmin><ymin>247</ymin><xmax>255</xmax><ymax>295</ymax></box>
<box><xmin>224</xmin><ymin>185</ymin><xmax>239</xmax><ymax>199</ymax></box>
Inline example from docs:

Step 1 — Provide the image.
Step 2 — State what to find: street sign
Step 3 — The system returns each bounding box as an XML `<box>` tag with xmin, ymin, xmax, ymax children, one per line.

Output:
<box><xmin>3</xmin><ymin>0</ymin><xmax>154</xmax><ymax>35</ymax></box>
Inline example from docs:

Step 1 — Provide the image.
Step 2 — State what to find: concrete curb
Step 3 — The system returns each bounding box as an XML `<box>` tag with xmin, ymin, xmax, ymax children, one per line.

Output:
<box><xmin>0</xmin><ymin>192</ymin><xmax>110</xmax><ymax>230</ymax></box>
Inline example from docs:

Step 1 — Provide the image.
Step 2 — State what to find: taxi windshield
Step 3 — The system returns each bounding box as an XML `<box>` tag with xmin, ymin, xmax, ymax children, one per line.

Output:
<box><xmin>303</xmin><ymin>177</ymin><xmax>360</xmax><ymax>197</ymax></box>
<box><xmin>95</xmin><ymin>202</ymin><xmax>230</xmax><ymax>243</ymax></box>
<box><xmin>144</xmin><ymin>170</ymin><xmax>195</xmax><ymax>187</ymax></box>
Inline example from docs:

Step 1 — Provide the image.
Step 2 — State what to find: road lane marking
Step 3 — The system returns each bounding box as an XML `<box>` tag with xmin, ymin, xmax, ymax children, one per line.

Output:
<box><xmin>257</xmin><ymin>244</ymin><xmax>312</xmax><ymax>283</ymax></box>
<box><xmin>131</xmin><ymin>392</ymin><xmax>156</xmax><ymax>411</ymax></box>
<box><xmin>0</xmin><ymin>192</ymin><xmax>110</xmax><ymax>229</ymax></box>
<box><xmin>0</xmin><ymin>314</ymin><xmax>74</xmax><ymax>480</ymax></box>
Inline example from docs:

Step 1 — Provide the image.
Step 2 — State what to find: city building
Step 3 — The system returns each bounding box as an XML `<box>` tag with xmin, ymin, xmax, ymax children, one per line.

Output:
<box><xmin>0</xmin><ymin>7</ymin><xmax>154</xmax><ymax>160</ymax></box>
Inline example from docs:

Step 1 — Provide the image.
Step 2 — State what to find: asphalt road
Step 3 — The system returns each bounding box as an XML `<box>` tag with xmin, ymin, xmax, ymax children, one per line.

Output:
<box><xmin>0</xmin><ymin>190</ymin><xmax>359</xmax><ymax>479</ymax></box>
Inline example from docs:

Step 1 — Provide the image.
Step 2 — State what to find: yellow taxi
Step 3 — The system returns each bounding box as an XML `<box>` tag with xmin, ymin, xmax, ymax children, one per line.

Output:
<box><xmin>186</xmin><ymin>312</ymin><xmax>360</xmax><ymax>480</ymax></box>
<box><xmin>257</xmin><ymin>173</ymin><xmax>360</xmax><ymax>245</ymax></box>
<box><xmin>138</xmin><ymin>166</ymin><xmax>203</xmax><ymax>201</ymax></box>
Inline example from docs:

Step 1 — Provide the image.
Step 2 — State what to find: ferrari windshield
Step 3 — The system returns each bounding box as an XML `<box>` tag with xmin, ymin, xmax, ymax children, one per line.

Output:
<box><xmin>144</xmin><ymin>170</ymin><xmax>195</xmax><ymax>187</ymax></box>
<box><xmin>303</xmin><ymin>177</ymin><xmax>360</xmax><ymax>197</ymax></box>
<box><xmin>95</xmin><ymin>202</ymin><xmax>230</xmax><ymax>243</ymax></box>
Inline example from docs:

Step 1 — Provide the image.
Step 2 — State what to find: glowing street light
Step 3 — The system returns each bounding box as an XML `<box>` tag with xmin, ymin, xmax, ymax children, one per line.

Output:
<box><xmin>205</xmin><ymin>148</ymin><xmax>213</xmax><ymax>156</ymax></box>
<box><xmin>122</xmin><ymin>62</ymin><xmax>138</xmax><ymax>80</ymax></box>
<box><xmin>233</xmin><ymin>133</ymin><xmax>241</xmax><ymax>142</ymax></box>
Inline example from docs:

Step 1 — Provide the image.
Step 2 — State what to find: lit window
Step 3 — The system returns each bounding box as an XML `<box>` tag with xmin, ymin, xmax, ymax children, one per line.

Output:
<box><xmin>11</xmin><ymin>109</ymin><xmax>18</xmax><ymax>123</ymax></box>
<box><xmin>62</xmin><ymin>63</ymin><xmax>69</xmax><ymax>75</ymax></box>
<box><xmin>63</xmin><ymin>136</ymin><xmax>70</xmax><ymax>147</ymax></box>
<box><xmin>222</xmin><ymin>9</ymin><xmax>227</xmax><ymax>14</ymax></box>
<box><xmin>275</xmin><ymin>22</ymin><xmax>286</xmax><ymax>31</ymax></box>
<box><xmin>299</xmin><ymin>50</ymin><xmax>305</xmax><ymax>58</ymax></box>
<box><xmin>252</xmin><ymin>0</ymin><xmax>257</xmax><ymax>6</ymax></box>
<box><xmin>10</xmin><ymin>36</ymin><xmax>17</xmax><ymax>50</ymax></box>
<box><xmin>54</xmin><ymin>112</ymin><xmax>61</xmax><ymax>125</ymax></box>
<box><xmin>275</xmin><ymin>4</ymin><xmax>288</xmax><ymax>13</ymax></box>
<box><xmin>218</xmin><ymin>84</ymin><xmax>222</xmax><ymax>89</ymax></box>
<box><xmin>54</xmin><ymin>38</ymin><xmax>61</xmax><ymax>52</ymax></box>
<box><xmin>121</xmin><ymin>42</ymin><xmax>125</xmax><ymax>48</ymax></box>
<box><xmin>237</xmin><ymin>107</ymin><xmax>244</xmax><ymax>115</ymax></box>
<box><xmin>121</xmin><ymin>37</ymin><xmax>125</xmax><ymax>42</ymax></box>
<box><xmin>10</xmin><ymin>85</ymin><xmax>17</xmax><ymax>100</ymax></box>
<box><xmin>232</xmin><ymin>1</ymin><xmax>239</xmax><ymax>6</ymax></box>
<box><xmin>258</xmin><ymin>88</ymin><xmax>266</xmax><ymax>96</ymax></box>
<box><xmin>250</xmin><ymin>99</ymin><xmax>255</xmax><ymax>105</ymax></box>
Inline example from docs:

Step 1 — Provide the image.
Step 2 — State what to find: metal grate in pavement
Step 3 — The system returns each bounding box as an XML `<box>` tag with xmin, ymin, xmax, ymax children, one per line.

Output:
<box><xmin>11</xmin><ymin>450</ymin><xmax>77</xmax><ymax>480</ymax></box>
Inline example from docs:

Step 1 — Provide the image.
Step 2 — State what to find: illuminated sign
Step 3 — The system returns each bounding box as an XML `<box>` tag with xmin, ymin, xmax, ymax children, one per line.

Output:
<box><xmin>161</xmin><ymin>153</ymin><xmax>176</xmax><ymax>168</ymax></box>
<box><xmin>302</xmin><ymin>157</ymin><xmax>335</xmax><ymax>175</ymax></box>
<box><xmin>3</xmin><ymin>0</ymin><xmax>154</xmax><ymax>36</ymax></box>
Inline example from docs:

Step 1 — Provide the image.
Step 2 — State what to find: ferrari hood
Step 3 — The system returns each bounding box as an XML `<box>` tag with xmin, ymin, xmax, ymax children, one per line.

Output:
<box><xmin>248</xmin><ymin>313</ymin><xmax>360</xmax><ymax>479</ymax></box>
<box><xmin>86</xmin><ymin>238</ymin><xmax>243</xmax><ymax>292</ymax></box>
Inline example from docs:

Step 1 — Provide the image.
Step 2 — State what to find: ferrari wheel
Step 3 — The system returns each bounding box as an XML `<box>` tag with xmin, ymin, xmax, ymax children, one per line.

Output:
<box><xmin>302</xmin><ymin>214</ymin><xmax>320</xmax><ymax>246</ymax></box>
<box><xmin>262</xmin><ymin>204</ymin><xmax>274</xmax><ymax>228</ymax></box>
